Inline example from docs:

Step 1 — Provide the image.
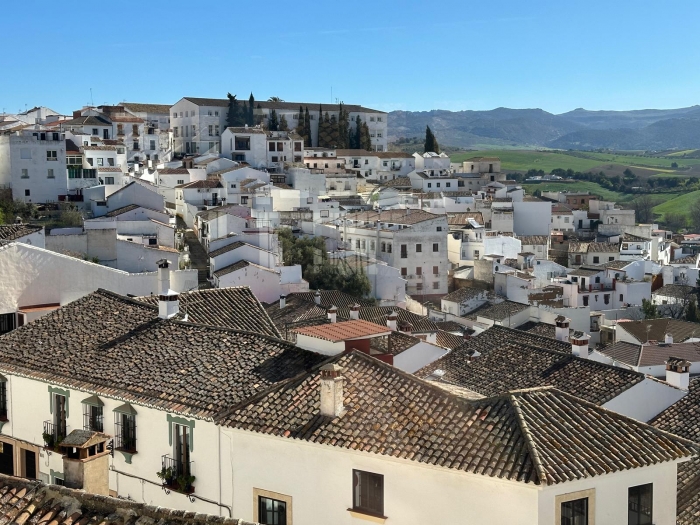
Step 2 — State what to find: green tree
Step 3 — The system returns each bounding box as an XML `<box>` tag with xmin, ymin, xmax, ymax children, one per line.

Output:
<box><xmin>0</xmin><ymin>208</ymin><xmax>4</xmax><ymax>224</ymax></box>
<box><xmin>352</xmin><ymin>115</ymin><xmax>362</xmax><ymax>149</ymax></box>
<box><xmin>671</xmin><ymin>162</ymin><xmax>679</xmax><ymax>168</ymax></box>
<box><xmin>424</xmin><ymin>126</ymin><xmax>439</xmax><ymax>153</ymax></box>
<box><xmin>663</xmin><ymin>211</ymin><xmax>686</xmax><ymax>232</ymax></box>
<box><xmin>226</xmin><ymin>93</ymin><xmax>245</xmax><ymax>127</ymax></box>
<box><xmin>303</xmin><ymin>107</ymin><xmax>312</xmax><ymax>147</ymax></box>
<box><xmin>268</xmin><ymin>96</ymin><xmax>284</xmax><ymax>102</ymax></box>
<box><xmin>337</xmin><ymin>103</ymin><xmax>350</xmax><ymax>148</ymax></box>
<box><xmin>316</xmin><ymin>105</ymin><xmax>324</xmax><ymax>146</ymax></box>
<box><xmin>360</xmin><ymin>121</ymin><xmax>372</xmax><ymax>151</ymax></box>
<box><xmin>686</xmin><ymin>299</ymin><xmax>700</xmax><ymax>323</ymax></box>
<box><xmin>689</xmin><ymin>198</ymin><xmax>700</xmax><ymax>232</ymax></box>
<box><xmin>59</xmin><ymin>208</ymin><xmax>83</xmax><ymax>227</ymax></box>
<box><xmin>279</xmin><ymin>114</ymin><xmax>289</xmax><ymax>131</ymax></box>
<box><xmin>641</xmin><ymin>298</ymin><xmax>659</xmax><ymax>319</ymax></box>
<box><xmin>318</xmin><ymin>111</ymin><xmax>332</xmax><ymax>148</ymax></box>
<box><xmin>329</xmin><ymin>113</ymin><xmax>340</xmax><ymax>147</ymax></box>
<box><xmin>269</xmin><ymin>109</ymin><xmax>279</xmax><ymax>131</ymax></box>
<box><xmin>247</xmin><ymin>93</ymin><xmax>255</xmax><ymax>126</ymax></box>
<box><xmin>295</xmin><ymin>105</ymin><xmax>305</xmax><ymax>141</ymax></box>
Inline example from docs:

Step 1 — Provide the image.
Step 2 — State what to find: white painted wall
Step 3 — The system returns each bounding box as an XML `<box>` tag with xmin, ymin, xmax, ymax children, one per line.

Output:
<box><xmin>393</xmin><ymin>341</ymin><xmax>448</xmax><ymax>373</ymax></box>
<box><xmin>213</xmin><ymin>264</ymin><xmax>281</xmax><ymax>304</ymax></box>
<box><xmin>603</xmin><ymin>377</ymin><xmax>686</xmax><ymax>422</ymax></box>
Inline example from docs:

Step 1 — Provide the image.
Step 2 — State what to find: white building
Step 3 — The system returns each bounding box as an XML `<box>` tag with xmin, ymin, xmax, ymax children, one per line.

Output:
<box><xmin>221</xmin><ymin>127</ymin><xmax>304</xmax><ymax>170</ymax></box>
<box><xmin>339</xmin><ymin>209</ymin><xmax>450</xmax><ymax>295</ymax></box>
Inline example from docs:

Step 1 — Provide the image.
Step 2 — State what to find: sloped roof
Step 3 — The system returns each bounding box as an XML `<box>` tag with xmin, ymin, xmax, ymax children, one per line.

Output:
<box><xmin>0</xmin><ymin>224</ymin><xmax>42</xmax><ymax>241</ymax></box>
<box><xmin>654</xmin><ymin>284</ymin><xmax>696</xmax><ymax>298</ymax></box>
<box><xmin>208</xmin><ymin>241</ymin><xmax>247</xmax><ymax>258</ymax></box>
<box><xmin>380</xmin><ymin>177</ymin><xmax>412</xmax><ymax>188</ymax></box>
<box><xmin>177</xmin><ymin>179</ymin><xmax>223</xmax><ymax>189</ymax></box>
<box><xmin>447</xmin><ymin>212</ymin><xmax>484</xmax><ymax>226</ymax></box>
<box><xmin>0</xmin><ymin>475</ymin><xmax>256</xmax><ymax>525</ymax></box>
<box><xmin>219</xmin><ymin>351</ymin><xmax>694</xmax><ymax>486</ymax></box>
<box><xmin>417</xmin><ymin>326</ymin><xmax>643</xmax><ymax>405</ymax></box>
<box><xmin>601</xmin><ymin>341</ymin><xmax>700</xmax><ymax>368</ymax></box>
<box><xmin>290</xmin><ymin>290</ymin><xmax>375</xmax><ymax>308</ymax></box>
<box><xmin>136</xmin><ymin>286</ymin><xmax>279</xmax><ymax>338</ymax></box>
<box><xmin>0</xmin><ymin>290</ymin><xmax>322</xmax><ymax>418</ymax></box>
<box><xmin>335</xmin><ymin>305</ymin><xmax>439</xmax><ymax>333</ymax></box>
<box><xmin>617</xmin><ymin>319</ymin><xmax>700</xmax><ymax>344</ymax></box>
<box><xmin>293</xmin><ymin>319</ymin><xmax>390</xmax><ymax>342</ymax></box>
<box><xmin>442</xmin><ymin>287</ymin><xmax>491</xmax><ymax>304</ymax></box>
<box><xmin>517</xmin><ymin>235</ymin><xmax>549</xmax><ymax>246</ymax></box>
<box><xmin>471</xmin><ymin>300</ymin><xmax>530</xmax><ymax>321</ymax></box>
<box><xmin>121</xmin><ymin>102</ymin><xmax>172</xmax><ymax>114</ymax></box>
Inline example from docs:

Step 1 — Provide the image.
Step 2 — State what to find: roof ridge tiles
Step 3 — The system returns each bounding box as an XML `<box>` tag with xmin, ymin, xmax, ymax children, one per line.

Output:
<box><xmin>508</xmin><ymin>393</ymin><xmax>547</xmax><ymax>485</ymax></box>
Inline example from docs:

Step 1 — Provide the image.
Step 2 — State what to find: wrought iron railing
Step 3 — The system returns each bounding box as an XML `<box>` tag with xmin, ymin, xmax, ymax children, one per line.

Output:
<box><xmin>159</xmin><ymin>455</ymin><xmax>194</xmax><ymax>493</ymax></box>
<box><xmin>114</xmin><ymin>420</ymin><xmax>137</xmax><ymax>452</ymax></box>
<box><xmin>43</xmin><ymin>420</ymin><xmax>66</xmax><ymax>448</ymax></box>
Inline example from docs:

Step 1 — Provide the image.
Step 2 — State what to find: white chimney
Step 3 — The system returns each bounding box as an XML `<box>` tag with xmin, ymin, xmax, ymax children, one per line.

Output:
<box><xmin>571</xmin><ymin>331</ymin><xmax>590</xmax><ymax>358</ymax></box>
<box><xmin>157</xmin><ymin>259</ymin><xmax>179</xmax><ymax>319</ymax></box>
<box><xmin>555</xmin><ymin>315</ymin><xmax>570</xmax><ymax>342</ymax></box>
<box><xmin>279</xmin><ymin>294</ymin><xmax>287</xmax><ymax>309</ymax></box>
<box><xmin>314</xmin><ymin>290</ymin><xmax>321</xmax><ymax>305</ymax></box>
<box><xmin>400</xmin><ymin>322</ymin><xmax>413</xmax><ymax>335</ymax></box>
<box><xmin>666</xmin><ymin>357</ymin><xmax>691</xmax><ymax>389</ymax></box>
<box><xmin>327</xmin><ymin>306</ymin><xmax>337</xmax><ymax>324</ymax></box>
<box><xmin>320</xmin><ymin>363</ymin><xmax>344</xmax><ymax>417</ymax></box>
<box><xmin>665</xmin><ymin>333</ymin><xmax>673</xmax><ymax>345</ymax></box>
<box><xmin>387</xmin><ymin>312</ymin><xmax>398</xmax><ymax>331</ymax></box>
<box><xmin>349</xmin><ymin>303</ymin><xmax>360</xmax><ymax>320</ymax></box>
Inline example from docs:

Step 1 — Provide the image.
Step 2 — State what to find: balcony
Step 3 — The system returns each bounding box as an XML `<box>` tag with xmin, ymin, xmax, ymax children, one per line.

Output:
<box><xmin>159</xmin><ymin>455</ymin><xmax>195</xmax><ymax>494</ymax></box>
<box><xmin>132</xmin><ymin>145</ymin><xmax>140</xmax><ymax>151</ymax></box>
<box><xmin>114</xmin><ymin>420</ymin><xmax>137</xmax><ymax>454</ymax></box>
<box><xmin>43</xmin><ymin>420</ymin><xmax>67</xmax><ymax>450</ymax></box>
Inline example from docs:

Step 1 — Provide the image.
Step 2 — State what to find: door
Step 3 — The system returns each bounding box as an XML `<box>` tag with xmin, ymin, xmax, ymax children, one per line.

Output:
<box><xmin>23</xmin><ymin>449</ymin><xmax>36</xmax><ymax>479</ymax></box>
<box><xmin>578</xmin><ymin>220</ymin><xmax>583</xmax><ymax>228</ymax></box>
<box><xmin>54</xmin><ymin>394</ymin><xmax>66</xmax><ymax>437</ymax></box>
<box><xmin>0</xmin><ymin>442</ymin><xmax>13</xmax><ymax>475</ymax></box>
<box><xmin>103</xmin><ymin>129</ymin><xmax>109</xmax><ymax>139</ymax></box>
<box><xmin>173</xmin><ymin>424</ymin><xmax>190</xmax><ymax>476</ymax></box>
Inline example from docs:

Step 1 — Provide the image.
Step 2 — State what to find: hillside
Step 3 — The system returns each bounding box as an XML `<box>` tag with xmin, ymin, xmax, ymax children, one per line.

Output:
<box><xmin>388</xmin><ymin>106</ymin><xmax>700</xmax><ymax>151</ymax></box>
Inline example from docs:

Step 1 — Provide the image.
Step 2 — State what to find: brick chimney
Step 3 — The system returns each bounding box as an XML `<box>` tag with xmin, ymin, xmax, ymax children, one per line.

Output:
<box><xmin>349</xmin><ymin>303</ymin><xmax>360</xmax><ymax>320</ymax></box>
<box><xmin>279</xmin><ymin>294</ymin><xmax>287</xmax><ymax>309</ymax></box>
<box><xmin>571</xmin><ymin>331</ymin><xmax>590</xmax><ymax>358</ymax></box>
<box><xmin>314</xmin><ymin>290</ymin><xmax>321</xmax><ymax>305</ymax></box>
<box><xmin>157</xmin><ymin>259</ymin><xmax>179</xmax><ymax>319</ymax></box>
<box><xmin>555</xmin><ymin>315</ymin><xmax>570</xmax><ymax>342</ymax></box>
<box><xmin>666</xmin><ymin>356</ymin><xmax>691</xmax><ymax>389</ymax></box>
<box><xmin>61</xmin><ymin>430</ymin><xmax>110</xmax><ymax>496</ymax></box>
<box><xmin>386</xmin><ymin>311</ymin><xmax>398</xmax><ymax>331</ymax></box>
<box><xmin>320</xmin><ymin>363</ymin><xmax>344</xmax><ymax>417</ymax></box>
<box><xmin>327</xmin><ymin>305</ymin><xmax>337</xmax><ymax>323</ymax></box>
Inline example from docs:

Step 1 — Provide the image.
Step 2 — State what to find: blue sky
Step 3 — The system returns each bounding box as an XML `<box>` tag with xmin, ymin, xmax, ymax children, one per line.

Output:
<box><xmin>2</xmin><ymin>0</ymin><xmax>699</xmax><ymax>115</ymax></box>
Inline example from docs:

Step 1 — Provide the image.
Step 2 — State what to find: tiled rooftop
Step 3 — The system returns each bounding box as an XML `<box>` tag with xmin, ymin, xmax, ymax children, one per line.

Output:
<box><xmin>344</xmin><ymin>209</ymin><xmax>442</xmax><ymax>226</ymax></box>
<box><xmin>417</xmin><ymin>325</ymin><xmax>644</xmax><ymax>405</ymax></box>
<box><xmin>654</xmin><ymin>284</ymin><xmax>696</xmax><ymax>298</ymax></box>
<box><xmin>470</xmin><ymin>300</ymin><xmax>530</xmax><ymax>321</ymax></box>
<box><xmin>290</xmin><ymin>290</ymin><xmax>375</xmax><ymax>308</ymax></box>
<box><xmin>0</xmin><ymin>290</ymin><xmax>323</xmax><ymax>419</ymax></box>
<box><xmin>335</xmin><ymin>305</ymin><xmax>439</xmax><ymax>333</ymax></box>
<box><xmin>136</xmin><ymin>286</ymin><xmax>280</xmax><ymax>338</ymax></box>
<box><xmin>442</xmin><ymin>287</ymin><xmax>491</xmax><ymax>303</ymax></box>
<box><xmin>600</xmin><ymin>341</ymin><xmax>700</xmax><ymax>367</ymax></box>
<box><xmin>0</xmin><ymin>475</ymin><xmax>256</xmax><ymax>525</ymax></box>
<box><xmin>446</xmin><ymin>212</ymin><xmax>484</xmax><ymax>226</ymax></box>
<box><xmin>0</xmin><ymin>224</ymin><xmax>42</xmax><ymax>241</ymax></box>
<box><xmin>219</xmin><ymin>351</ymin><xmax>694</xmax><ymax>486</ymax></box>
<box><xmin>293</xmin><ymin>319</ymin><xmax>390</xmax><ymax>342</ymax></box>
<box><xmin>617</xmin><ymin>318</ymin><xmax>700</xmax><ymax>344</ymax></box>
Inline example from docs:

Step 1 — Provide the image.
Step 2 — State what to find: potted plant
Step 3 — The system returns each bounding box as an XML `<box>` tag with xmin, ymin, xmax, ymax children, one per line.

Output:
<box><xmin>176</xmin><ymin>474</ymin><xmax>195</xmax><ymax>493</ymax></box>
<box><xmin>42</xmin><ymin>432</ymin><xmax>54</xmax><ymax>448</ymax></box>
<box><xmin>156</xmin><ymin>466</ymin><xmax>173</xmax><ymax>485</ymax></box>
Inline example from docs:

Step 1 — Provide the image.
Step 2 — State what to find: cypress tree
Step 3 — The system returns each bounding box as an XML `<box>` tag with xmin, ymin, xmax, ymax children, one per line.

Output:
<box><xmin>329</xmin><ymin>113</ymin><xmax>339</xmax><ymax>147</ymax></box>
<box><xmin>338</xmin><ymin>103</ymin><xmax>349</xmax><ymax>148</ymax></box>
<box><xmin>226</xmin><ymin>93</ymin><xmax>239</xmax><ymax>128</ymax></box>
<box><xmin>279</xmin><ymin>114</ymin><xmax>289</xmax><ymax>131</ymax></box>
<box><xmin>424</xmin><ymin>125</ymin><xmax>439</xmax><ymax>153</ymax></box>
<box><xmin>353</xmin><ymin>116</ymin><xmax>362</xmax><ymax>149</ymax></box>
<box><xmin>303</xmin><ymin>107</ymin><xmax>312</xmax><ymax>147</ymax></box>
<box><xmin>295</xmin><ymin>105</ymin><xmax>305</xmax><ymax>138</ymax></box>
<box><xmin>360</xmin><ymin>121</ymin><xmax>372</xmax><ymax>151</ymax></box>
<box><xmin>269</xmin><ymin>109</ymin><xmax>279</xmax><ymax>131</ymax></box>
<box><xmin>317</xmin><ymin>104</ymin><xmax>324</xmax><ymax>146</ymax></box>
<box><xmin>247</xmin><ymin>93</ymin><xmax>255</xmax><ymax>125</ymax></box>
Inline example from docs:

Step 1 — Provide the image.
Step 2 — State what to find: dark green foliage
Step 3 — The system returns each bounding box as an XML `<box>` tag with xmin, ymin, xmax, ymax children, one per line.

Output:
<box><xmin>318</xmin><ymin>112</ymin><xmax>333</xmax><ymax>148</ymax></box>
<box><xmin>663</xmin><ymin>211</ymin><xmax>686</xmax><ymax>231</ymax></box>
<box><xmin>337</xmin><ymin>103</ymin><xmax>350</xmax><ymax>148</ymax></box>
<box><xmin>269</xmin><ymin>109</ymin><xmax>279</xmax><ymax>131</ymax></box>
<box><xmin>279</xmin><ymin>114</ymin><xmax>289</xmax><ymax>131</ymax></box>
<box><xmin>360</xmin><ymin>121</ymin><xmax>372</xmax><ymax>151</ymax></box>
<box><xmin>295</xmin><ymin>106</ymin><xmax>305</xmax><ymax>141</ymax></box>
<box><xmin>226</xmin><ymin>93</ymin><xmax>246</xmax><ymax>127</ymax></box>
<box><xmin>303</xmin><ymin>107</ymin><xmax>312</xmax><ymax>147</ymax></box>
<box><xmin>277</xmin><ymin>228</ymin><xmax>370</xmax><ymax>298</ymax></box>
<box><xmin>247</xmin><ymin>93</ymin><xmax>255</xmax><ymax>126</ymax></box>
<box><xmin>424</xmin><ymin>126</ymin><xmax>439</xmax><ymax>153</ymax></box>
<box><xmin>671</xmin><ymin>161</ymin><xmax>679</xmax><ymax>168</ymax></box>
<box><xmin>329</xmin><ymin>113</ymin><xmax>340</xmax><ymax>147</ymax></box>
<box><xmin>642</xmin><ymin>298</ymin><xmax>659</xmax><ymax>320</ymax></box>
<box><xmin>352</xmin><ymin>116</ymin><xmax>362</xmax><ymax>149</ymax></box>
<box><xmin>685</xmin><ymin>299</ymin><xmax>700</xmax><ymax>323</ymax></box>
<box><xmin>316</xmin><ymin>105</ymin><xmax>323</xmax><ymax>146</ymax></box>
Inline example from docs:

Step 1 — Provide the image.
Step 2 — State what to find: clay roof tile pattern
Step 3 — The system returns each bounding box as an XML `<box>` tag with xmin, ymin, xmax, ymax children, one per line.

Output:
<box><xmin>417</xmin><ymin>325</ymin><xmax>644</xmax><ymax>405</ymax></box>
<box><xmin>0</xmin><ymin>224</ymin><xmax>42</xmax><ymax>241</ymax></box>
<box><xmin>617</xmin><ymin>319</ymin><xmax>700</xmax><ymax>345</ymax></box>
<box><xmin>293</xmin><ymin>319</ymin><xmax>389</xmax><ymax>342</ymax></box>
<box><xmin>219</xmin><ymin>351</ymin><xmax>695</xmax><ymax>486</ymax></box>
<box><xmin>0</xmin><ymin>290</ymin><xmax>322</xmax><ymax>419</ymax></box>
<box><xmin>0</xmin><ymin>475</ymin><xmax>257</xmax><ymax>525</ymax></box>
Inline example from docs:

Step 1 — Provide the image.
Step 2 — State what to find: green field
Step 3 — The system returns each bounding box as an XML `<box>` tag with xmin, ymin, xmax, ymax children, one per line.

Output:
<box><xmin>652</xmin><ymin>190</ymin><xmax>700</xmax><ymax>221</ymax></box>
<box><xmin>450</xmin><ymin>149</ymin><xmax>700</xmax><ymax>175</ymax></box>
<box><xmin>521</xmin><ymin>182</ymin><xmax>631</xmax><ymax>202</ymax></box>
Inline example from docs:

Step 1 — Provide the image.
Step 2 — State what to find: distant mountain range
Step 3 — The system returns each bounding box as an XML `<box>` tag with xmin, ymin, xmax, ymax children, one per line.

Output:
<box><xmin>388</xmin><ymin>106</ymin><xmax>700</xmax><ymax>151</ymax></box>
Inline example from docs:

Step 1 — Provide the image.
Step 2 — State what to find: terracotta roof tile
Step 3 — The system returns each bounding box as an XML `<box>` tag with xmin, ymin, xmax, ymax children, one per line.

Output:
<box><xmin>293</xmin><ymin>319</ymin><xmax>390</xmax><ymax>342</ymax></box>
<box><xmin>0</xmin><ymin>224</ymin><xmax>42</xmax><ymax>241</ymax></box>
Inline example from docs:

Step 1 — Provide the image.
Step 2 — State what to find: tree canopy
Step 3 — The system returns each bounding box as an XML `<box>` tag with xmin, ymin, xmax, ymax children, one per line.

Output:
<box><xmin>424</xmin><ymin>126</ymin><xmax>439</xmax><ymax>153</ymax></box>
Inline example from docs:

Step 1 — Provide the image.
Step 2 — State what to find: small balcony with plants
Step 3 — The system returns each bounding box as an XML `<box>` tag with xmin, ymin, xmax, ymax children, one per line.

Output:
<box><xmin>42</xmin><ymin>420</ymin><xmax>67</xmax><ymax>451</ymax></box>
<box><xmin>158</xmin><ymin>455</ymin><xmax>195</xmax><ymax>494</ymax></box>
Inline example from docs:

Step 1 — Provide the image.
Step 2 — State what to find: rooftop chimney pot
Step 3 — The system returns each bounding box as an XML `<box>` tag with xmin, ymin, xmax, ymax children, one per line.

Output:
<box><xmin>327</xmin><ymin>306</ymin><xmax>338</xmax><ymax>324</ymax></box>
<box><xmin>156</xmin><ymin>259</ymin><xmax>179</xmax><ymax>319</ymax></box>
<box><xmin>320</xmin><ymin>363</ymin><xmax>344</xmax><ymax>417</ymax></box>
<box><xmin>314</xmin><ymin>290</ymin><xmax>321</xmax><ymax>305</ymax></box>
<box><xmin>386</xmin><ymin>311</ymin><xmax>398</xmax><ymax>331</ymax></box>
<box><xmin>666</xmin><ymin>356</ymin><xmax>691</xmax><ymax>389</ymax></box>
<box><xmin>279</xmin><ymin>294</ymin><xmax>287</xmax><ymax>309</ymax></box>
<box><xmin>349</xmin><ymin>303</ymin><xmax>360</xmax><ymax>320</ymax></box>
<box><xmin>665</xmin><ymin>333</ymin><xmax>673</xmax><ymax>345</ymax></box>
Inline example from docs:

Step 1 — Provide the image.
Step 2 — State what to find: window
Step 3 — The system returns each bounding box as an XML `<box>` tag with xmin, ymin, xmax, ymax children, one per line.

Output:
<box><xmin>620</xmin><ymin>293</ymin><xmax>624</xmax><ymax>302</ymax></box>
<box><xmin>401</xmin><ymin>267</ymin><xmax>407</xmax><ymax>276</ymax></box>
<box><xmin>361</xmin><ymin>240</ymin><xmax>366</xmax><ymax>250</ymax></box>
<box><xmin>177</xmin><ymin>179</ymin><xmax>184</xmax><ymax>185</ymax></box>
<box><xmin>370</xmin><ymin>240</ymin><xmax>375</xmax><ymax>251</ymax></box>
<box><xmin>269</xmin><ymin>142</ymin><xmax>276</xmax><ymax>152</ymax></box>
<box><xmin>215</xmin><ymin>111</ymin><xmax>219</xmax><ymax>117</ymax></box>
<box><xmin>416</xmin><ymin>267</ymin><xmax>422</xmax><ymax>276</ymax></box>
<box><xmin>0</xmin><ymin>380</ymin><xmax>7</xmax><ymax>421</ymax></box>
<box><xmin>47</xmin><ymin>169</ymin><xmax>54</xmax><ymax>179</ymax></box>
<box><xmin>377</xmin><ymin>132</ymin><xmax>383</xmax><ymax>138</ymax></box>
<box><xmin>437</xmin><ymin>226</ymin><xmax>442</xmax><ymax>232</ymax></box>
<box><xmin>628</xmin><ymin>484</ymin><xmax>652</xmax><ymax>525</ymax></box>
<box><xmin>609</xmin><ymin>256</ymin><xmax>615</xmax><ymax>261</ymax></box>
<box><xmin>604</xmin><ymin>294</ymin><xmax>610</xmax><ymax>305</ymax></box>
<box><xmin>433</xmin><ymin>243</ymin><xmax>439</xmax><ymax>252</ymax></box>
<box><xmin>258</xmin><ymin>496</ymin><xmax>287</xmax><ymax>525</ymax></box>
<box><xmin>433</xmin><ymin>266</ymin><xmax>439</xmax><ymax>275</ymax></box>
<box><xmin>82</xmin><ymin>397</ymin><xmax>103</xmax><ymax>432</ymax></box>
<box><xmin>561</xmin><ymin>498</ymin><xmax>588</xmax><ymax>525</ymax></box>
<box><xmin>356</xmin><ymin>240</ymin><xmax>360</xmax><ymax>249</ymax></box>
<box><xmin>381</xmin><ymin>242</ymin><xmax>386</xmax><ymax>253</ymax></box>
<box><xmin>474</xmin><ymin>250</ymin><xmax>480</xmax><ymax>260</ymax></box>
<box><xmin>416</xmin><ymin>244</ymin><xmax>422</xmax><ymax>253</ymax></box>
<box><xmin>92</xmin><ymin>128</ymin><xmax>98</xmax><ymax>136</ymax></box>
<box><xmin>432</xmin><ymin>281</ymin><xmax>439</xmax><ymax>289</ymax></box>
<box><xmin>97</xmin><ymin>158</ymin><xmax>104</xmax><ymax>167</ymax></box>
<box><xmin>235</xmin><ymin>137</ymin><xmax>251</xmax><ymax>150</ymax></box>
<box><xmin>446</xmin><ymin>182</ymin><xmax>451</xmax><ymax>187</ymax></box>
<box><xmin>46</xmin><ymin>150</ymin><xmax>57</xmax><ymax>161</ymax></box>
<box><xmin>436</xmin><ymin>183</ymin><xmax>441</xmax><ymax>188</ymax></box>
<box><xmin>416</xmin><ymin>283</ymin><xmax>423</xmax><ymax>291</ymax></box>
<box><xmin>583</xmin><ymin>296</ymin><xmax>589</xmax><ymax>307</ymax></box>
<box><xmin>214</xmin><ymin>125</ymin><xmax>219</xmax><ymax>136</ymax></box>
<box><xmin>294</xmin><ymin>142</ymin><xmax>302</xmax><ymax>152</ymax></box>
<box><xmin>240</xmin><ymin>196</ymin><xmax>248</xmax><ymax>205</ymax></box>
<box><xmin>427</xmin><ymin>183</ymin><xmax>432</xmax><ymax>188</ymax></box>
<box><xmin>387</xmin><ymin>244</ymin><xmax>392</xmax><ymax>253</ymax></box>
<box><xmin>593</xmin><ymin>256</ymin><xmax>599</xmax><ymax>264</ymax></box>
<box><xmin>400</xmin><ymin>244</ymin><xmax>407</xmax><ymax>258</ymax></box>
<box><xmin>277</xmin><ymin>142</ymin><xmax>284</xmax><ymax>151</ymax></box>
<box><xmin>208</xmin><ymin>111</ymin><xmax>212</xmax><ymax>116</ymax></box>
<box><xmin>21</xmin><ymin>169</ymin><xmax>28</xmax><ymax>179</ymax></box>
<box><xmin>377</xmin><ymin>117</ymin><xmax>383</xmax><ymax>122</ymax></box>
<box><xmin>370</xmin><ymin>116</ymin><xmax>375</xmax><ymax>122</ymax></box>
